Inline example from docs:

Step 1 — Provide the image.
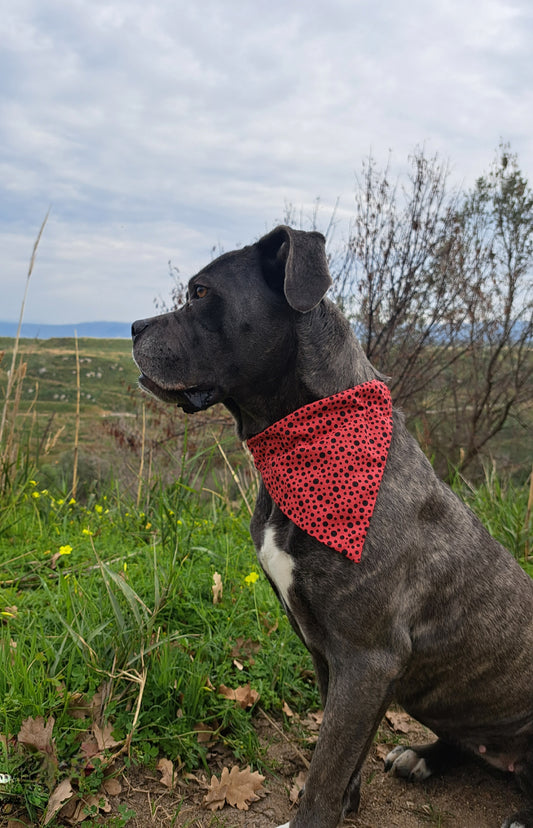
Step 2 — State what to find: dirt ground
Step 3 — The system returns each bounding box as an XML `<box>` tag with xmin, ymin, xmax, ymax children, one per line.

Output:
<box><xmin>82</xmin><ymin>711</ymin><xmax>525</xmax><ymax>828</ymax></box>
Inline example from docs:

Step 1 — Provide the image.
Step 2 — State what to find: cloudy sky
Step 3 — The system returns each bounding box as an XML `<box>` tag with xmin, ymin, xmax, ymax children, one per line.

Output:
<box><xmin>2</xmin><ymin>0</ymin><xmax>532</xmax><ymax>325</ymax></box>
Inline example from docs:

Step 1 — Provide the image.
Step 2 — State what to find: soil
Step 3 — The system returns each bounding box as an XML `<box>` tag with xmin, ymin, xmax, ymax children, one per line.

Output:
<box><xmin>76</xmin><ymin>711</ymin><xmax>524</xmax><ymax>828</ymax></box>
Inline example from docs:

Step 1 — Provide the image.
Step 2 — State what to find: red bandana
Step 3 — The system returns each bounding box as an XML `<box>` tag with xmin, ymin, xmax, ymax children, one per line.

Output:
<box><xmin>247</xmin><ymin>380</ymin><xmax>393</xmax><ymax>562</ymax></box>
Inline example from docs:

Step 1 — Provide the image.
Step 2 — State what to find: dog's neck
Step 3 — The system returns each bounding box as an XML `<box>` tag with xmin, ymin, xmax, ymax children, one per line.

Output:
<box><xmin>225</xmin><ymin>300</ymin><xmax>382</xmax><ymax>441</ymax></box>
<box><xmin>246</xmin><ymin>380</ymin><xmax>393</xmax><ymax>561</ymax></box>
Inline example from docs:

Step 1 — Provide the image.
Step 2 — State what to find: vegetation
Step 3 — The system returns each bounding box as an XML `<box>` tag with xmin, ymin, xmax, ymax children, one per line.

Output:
<box><xmin>0</xmin><ymin>144</ymin><xmax>531</xmax><ymax>823</ymax></box>
<box><xmin>287</xmin><ymin>143</ymin><xmax>533</xmax><ymax>479</ymax></box>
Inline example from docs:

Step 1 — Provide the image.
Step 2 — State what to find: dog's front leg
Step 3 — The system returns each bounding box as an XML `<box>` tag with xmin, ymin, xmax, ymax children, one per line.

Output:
<box><xmin>284</xmin><ymin>652</ymin><xmax>397</xmax><ymax>828</ymax></box>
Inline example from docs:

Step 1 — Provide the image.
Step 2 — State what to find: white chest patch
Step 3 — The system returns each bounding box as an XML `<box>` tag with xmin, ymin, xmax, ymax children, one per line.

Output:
<box><xmin>258</xmin><ymin>525</ymin><xmax>295</xmax><ymax>610</ymax></box>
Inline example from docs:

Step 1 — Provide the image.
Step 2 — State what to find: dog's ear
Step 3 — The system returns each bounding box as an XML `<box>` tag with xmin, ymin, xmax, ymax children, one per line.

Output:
<box><xmin>257</xmin><ymin>225</ymin><xmax>332</xmax><ymax>312</ymax></box>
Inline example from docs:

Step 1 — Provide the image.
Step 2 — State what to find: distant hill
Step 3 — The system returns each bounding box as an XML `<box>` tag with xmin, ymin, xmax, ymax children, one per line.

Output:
<box><xmin>0</xmin><ymin>321</ymin><xmax>131</xmax><ymax>339</ymax></box>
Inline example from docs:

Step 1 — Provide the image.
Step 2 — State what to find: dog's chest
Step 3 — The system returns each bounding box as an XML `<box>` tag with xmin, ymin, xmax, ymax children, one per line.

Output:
<box><xmin>257</xmin><ymin>524</ymin><xmax>295</xmax><ymax>611</ymax></box>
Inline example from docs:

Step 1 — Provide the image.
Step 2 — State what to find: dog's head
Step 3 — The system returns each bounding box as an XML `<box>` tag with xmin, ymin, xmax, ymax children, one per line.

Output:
<box><xmin>132</xmin><ymin>226</ymin><xmax>332</xmax><ymax>415</ymax></box>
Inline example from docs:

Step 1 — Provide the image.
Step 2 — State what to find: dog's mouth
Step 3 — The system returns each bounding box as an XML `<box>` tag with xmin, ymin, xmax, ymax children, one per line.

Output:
<box><xmin>138</xmin><ymin>374</ymin><xmax>216</xmax><ymax>413</ymax></box>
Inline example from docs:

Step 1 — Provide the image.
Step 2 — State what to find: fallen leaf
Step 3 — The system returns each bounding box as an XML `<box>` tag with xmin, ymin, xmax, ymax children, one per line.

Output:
<box><xmin>68</xmin><ymin>793</ymin><xmax>111</xmax><ymax>823</ymax></box>
<box><xmin>194</xmin><ymin>721</ymin><xmax>219</xmax><ymax>745</ymax></box>
<box><xmin>80</xmin><ymin>735</ymin><xmax>101</xmax><ymax>761</ymax></box>
<box><xmin>233</xmin><ymin>659</ymin><xmax>244</xmax><ymax>671</ymax></box>
<box><xmin>375</xmin><ymin>743</ymin><xmax>392</xmax><ymax>761</ymax></box>
<box><xmin>282</xmin><ymin>701</ymin><xmax>294</xmax><ymax>717</ymax></box>
<box><xmin>93</xmin><ymin>722</ymin><xmax>122</xmax><ymax>751</ymax></box>
<box><xmin>65</xmin><ymin>692</ymin><xmax>91</xmax><ymax>719</ymax></box>
<box><xmin>301</xmin><ymin>710</ymin><xmax>323</xmax><ymax>731</ymax></box>
<box><xmin>89</xmin><ymin>681</ymin><xmax>111</xmax><ymax>724</ymax></box>
<box><xmin>218</xmin><ymin>683</ymin><xmax>260</xmax><ymax>709</ymax></box>
<box><xmin>289</xmin><ymin>770</ymin><xmax>307</xmax><ymax>804</ymax></box>
<box><xmin>157</xmin><ymin>757</ymin><xmax>176</xmax><ymax>790</ymax></box>
<box><xmin>230</xmin><ymin>637</ymin><xmax>260</xmax><ymax>662</ymax></box>
<box><xmin>212</xmin><ymin>572</ymin><xmax>223</xmax><ymax>604</ymax></box>
<box><xmin>385</xmin><ymin>710</ymin><xmax>411</xmax><ymax>734</ymax></box>
<box><xmin>43</xmin><ymin>778</ymin><xmax>74</xmax><ymax>825</ymax></box>
<box><xmin>102</xmin><ymin>776</ymin><xmax>122</xmax><ymax>795</ymax></box>
<box><xmin>17</xmin><ymin>716</ymin><xmax>56</xmax><ymax>756</ymax></box>
<box><xmin>204</xmin><ymin>765</ymin><xmax>266</xmax><ymax>811</ymax></box>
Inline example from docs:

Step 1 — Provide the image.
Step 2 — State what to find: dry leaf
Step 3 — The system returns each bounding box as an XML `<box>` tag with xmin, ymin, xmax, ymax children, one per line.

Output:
<box><xmin>282</xmin><ymin>701</ymin><xmax>294</xmax><ymax>717</ymax></box>
<box><xmin>233</xmin><ymin>659</ymin><xmax>244</xmax><ymax>671</ymax></box>
<box><xmin>194</xmin><ymin>721</ymin><xmax>219</xmax><ymax>745</ymax></box>
<box><xmin>17</xmin><ymin>716</ymin><xmax>56</xmax><ymax>756</ymax></box>
<box><xmin>212</xmin><ymin>572</ymin><xmax>223</xmax><ymax>604</ymax></box>
<box><xmin>93</xmin><ymin>722</ymin><xmax>122</xmax><ymax>751</ymax></box>
<box><xmin>301</xmin><ymin>710</ymin><xmax>323</xmax><ymax>731</ymax></box>
<box><xmin>69</xmin><ymin>793</ymin><xmax>111</xmax><ymax>822</ymax></box>
<box><xmin>385</xmin><ymin>710</ymin><xmax>411</xmax><ymax>734</ymax></box>
<box><xmin>204</xmin><ymin>765</ymin><xmax>266</xmax><ymax>811</ymax></box>
<box><xmin>43</xmin><ymin>778</ymin><xmax>74</xmax><ymax>825</ymax></box>
<box><xmin>375</xmin><ymin>743</ymin><xmax>392</xmax><ymax>761</ymax></box>
<box><xmin>230</xmin><ymin>637</ymin><xmax>260</xmax><ymax>662</ymax></box>
<box><xmin>102</xmin><ymin>776</ymin><xmax>122</xmax><ymax>795</ymax></box>
<box><xmin>65</xmin><ymin>692</ymin><xmax>91</xmax><ymax>719</ymax></box>
<box><xmin>80</xmin><ymin>735</ymin><xmax>101</xmax><ymax>761</ymax></box>
<box><xmin>218</xmin><ymin>683</ymin><xmax>260</xmax><ymax>709</ymax></box>
<box><xmin>157</xmin><ymin>757</ymin><xmax>176</xmax><ymax>790</ymax></box>
<box><xmin>289</xmin><ymin>770</ymin><xmax>307</xmax><ymax>804</ymax></box>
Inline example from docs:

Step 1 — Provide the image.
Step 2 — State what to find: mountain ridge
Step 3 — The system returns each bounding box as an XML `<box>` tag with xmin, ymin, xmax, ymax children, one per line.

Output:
<box><xmin>0</xmin><ymin>320</ymin><xmax>132</xmax><ymax>339</ymax></box>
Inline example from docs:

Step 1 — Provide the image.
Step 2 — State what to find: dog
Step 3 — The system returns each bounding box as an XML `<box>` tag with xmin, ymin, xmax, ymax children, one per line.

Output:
<box><xmin>132</xmin><ymin>225</ymin><xmax>533</xmax><ymax>828</ymax></box>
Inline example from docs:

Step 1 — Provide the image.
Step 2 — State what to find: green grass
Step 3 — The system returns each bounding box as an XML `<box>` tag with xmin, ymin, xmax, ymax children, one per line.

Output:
<box><xmin>0</xmin><ymin>338</ymin><xmax>531</xmax><ymax>825</ymax></box>
<box><xmin>0</xmin><ymin>465</ymin><xmax>318</xmax><ymax>824</ymax></box>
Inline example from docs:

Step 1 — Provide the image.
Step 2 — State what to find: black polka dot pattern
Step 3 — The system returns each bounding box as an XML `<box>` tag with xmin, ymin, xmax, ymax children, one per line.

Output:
<box><xmin>247</xmin><ymin>380</ymin><xmax>393</xmax><ymax>562</ymax></box>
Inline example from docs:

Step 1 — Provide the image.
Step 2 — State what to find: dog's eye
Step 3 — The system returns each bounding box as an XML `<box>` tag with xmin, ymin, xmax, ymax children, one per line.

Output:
<box><xmin>193</xmin><ymin>285</ymin><xmax>209</xmax><ymax>299</ymax></box>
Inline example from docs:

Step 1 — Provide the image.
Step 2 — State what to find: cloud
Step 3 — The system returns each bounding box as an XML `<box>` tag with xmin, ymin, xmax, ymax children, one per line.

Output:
<box><xmin>0</xmin><ymin>0</ymin><xmax>532</xmax><ymax>323</ymax></box>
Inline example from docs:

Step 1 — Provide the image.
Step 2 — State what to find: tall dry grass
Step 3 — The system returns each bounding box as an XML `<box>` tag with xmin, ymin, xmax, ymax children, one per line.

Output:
<box><xmin>0</xmin><ymin>213</ymin><xmax>49</xmax><ymax>491</ymax></box>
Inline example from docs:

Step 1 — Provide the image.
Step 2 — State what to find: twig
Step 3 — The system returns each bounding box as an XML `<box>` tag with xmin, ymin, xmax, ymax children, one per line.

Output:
<box><xmin>525</xmin><ymin>465</ymin><xmax>533</xmax><ymax>562</ymax></box>
<box><xmin>136</xmin><ymin>403</ymin><xmax>146</xmax><ymax>508</ymax></box>
<box><xmin>213</xmin><ymin>434</ymin><xmax>253</xmax><ymax>516</ymax></box>
<box><xmin>259</xmin><ymin>708</ymin><xmax>310</xmax><ymax>769</ymax></box>
<box><xmin>72</xmin><ymin>331</ymin><xmax>81</xmax><ymax>498</ymax></box>
<box><xmin>0</xmin><ymin>210</ymin><xmax>49</xmax><ymax>447</ymax></box>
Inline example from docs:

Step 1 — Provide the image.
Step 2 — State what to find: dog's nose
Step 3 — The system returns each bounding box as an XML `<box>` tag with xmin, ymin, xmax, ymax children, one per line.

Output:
<box><xmin>131</xmin><ymin>318</ymin><xmax>150</xmax><ymax>340</ymax></box>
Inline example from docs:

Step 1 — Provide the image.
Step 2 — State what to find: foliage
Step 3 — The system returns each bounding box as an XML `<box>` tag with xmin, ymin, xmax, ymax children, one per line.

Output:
<box><xmin>319</xmin><ymin>144</ymin><xmax>533</xmax><ymax>478</ymax></box>
<box><xmin>0</xmin><ymin>468</ymin><xmax>317</xmax><ymax>824</ymax></box>
<box><xmin>0</xmin><ymin>445</ymin><xmax>531</xmax><ymax>824</ymax></box>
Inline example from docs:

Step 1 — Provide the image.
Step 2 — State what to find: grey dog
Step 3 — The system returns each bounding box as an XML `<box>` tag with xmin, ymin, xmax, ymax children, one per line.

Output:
<box><xmin>132</xmin><ymin>226</ymin><xmax>533</xmax><ymax>828</ymax></box>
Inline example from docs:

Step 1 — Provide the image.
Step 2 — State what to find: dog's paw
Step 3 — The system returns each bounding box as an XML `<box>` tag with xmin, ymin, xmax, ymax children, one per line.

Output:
<box><xmin>384</xmin><ymin>745</ymin><xmax>432</xmax><ymax>782</ymax></box>
<box><xmin>501</xmin><ymin>811</ymin><xmax>533</xmax><ymax>828</ymax></box>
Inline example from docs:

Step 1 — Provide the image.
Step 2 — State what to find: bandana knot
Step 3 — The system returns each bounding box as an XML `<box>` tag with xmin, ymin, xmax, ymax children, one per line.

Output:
<box><xmin>247</xmin><ymin>380</ymin><xmax>392</xmax><ymax>562</ymax></box>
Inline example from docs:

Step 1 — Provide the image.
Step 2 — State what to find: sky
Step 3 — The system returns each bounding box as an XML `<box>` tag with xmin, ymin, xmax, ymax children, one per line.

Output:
<box><xmin>2</xmin><ymin>0</ymin><xmax>532</xmax><ymax>325</ymax></box>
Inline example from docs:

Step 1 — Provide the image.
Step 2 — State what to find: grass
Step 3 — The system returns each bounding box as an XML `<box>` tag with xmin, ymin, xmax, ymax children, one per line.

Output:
<box><xmin>0</xmin><ymin>461</ymin><xmax>318</xmax><ymax>824</ymax></box>
<box><xmin>0</xmin><ymin>437</ymin><xmax>531</xmax><ymax>826</ymax></box>
<box><xmin>0</xmin><ymin>223</ymin><xmax>530</xmax><ymax>823</ymax></box>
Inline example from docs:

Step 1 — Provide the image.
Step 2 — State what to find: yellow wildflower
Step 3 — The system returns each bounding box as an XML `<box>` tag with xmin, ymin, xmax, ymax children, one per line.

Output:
<box><xmin>59</xmin><ymin>545</ymin><xmax>72</xmax><ymax>556</ymax></box>
<box><xmin>244</xmin><ymin>571</ymin><xmax>259</xmax><ymax>585</ymax></box>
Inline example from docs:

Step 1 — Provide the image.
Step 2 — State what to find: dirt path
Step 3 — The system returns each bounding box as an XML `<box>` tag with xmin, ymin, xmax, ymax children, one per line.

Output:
<box><xmin>96</xmin><ymin>712</ymin><xmax>524</xmax><ymax>828</ymax></box>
